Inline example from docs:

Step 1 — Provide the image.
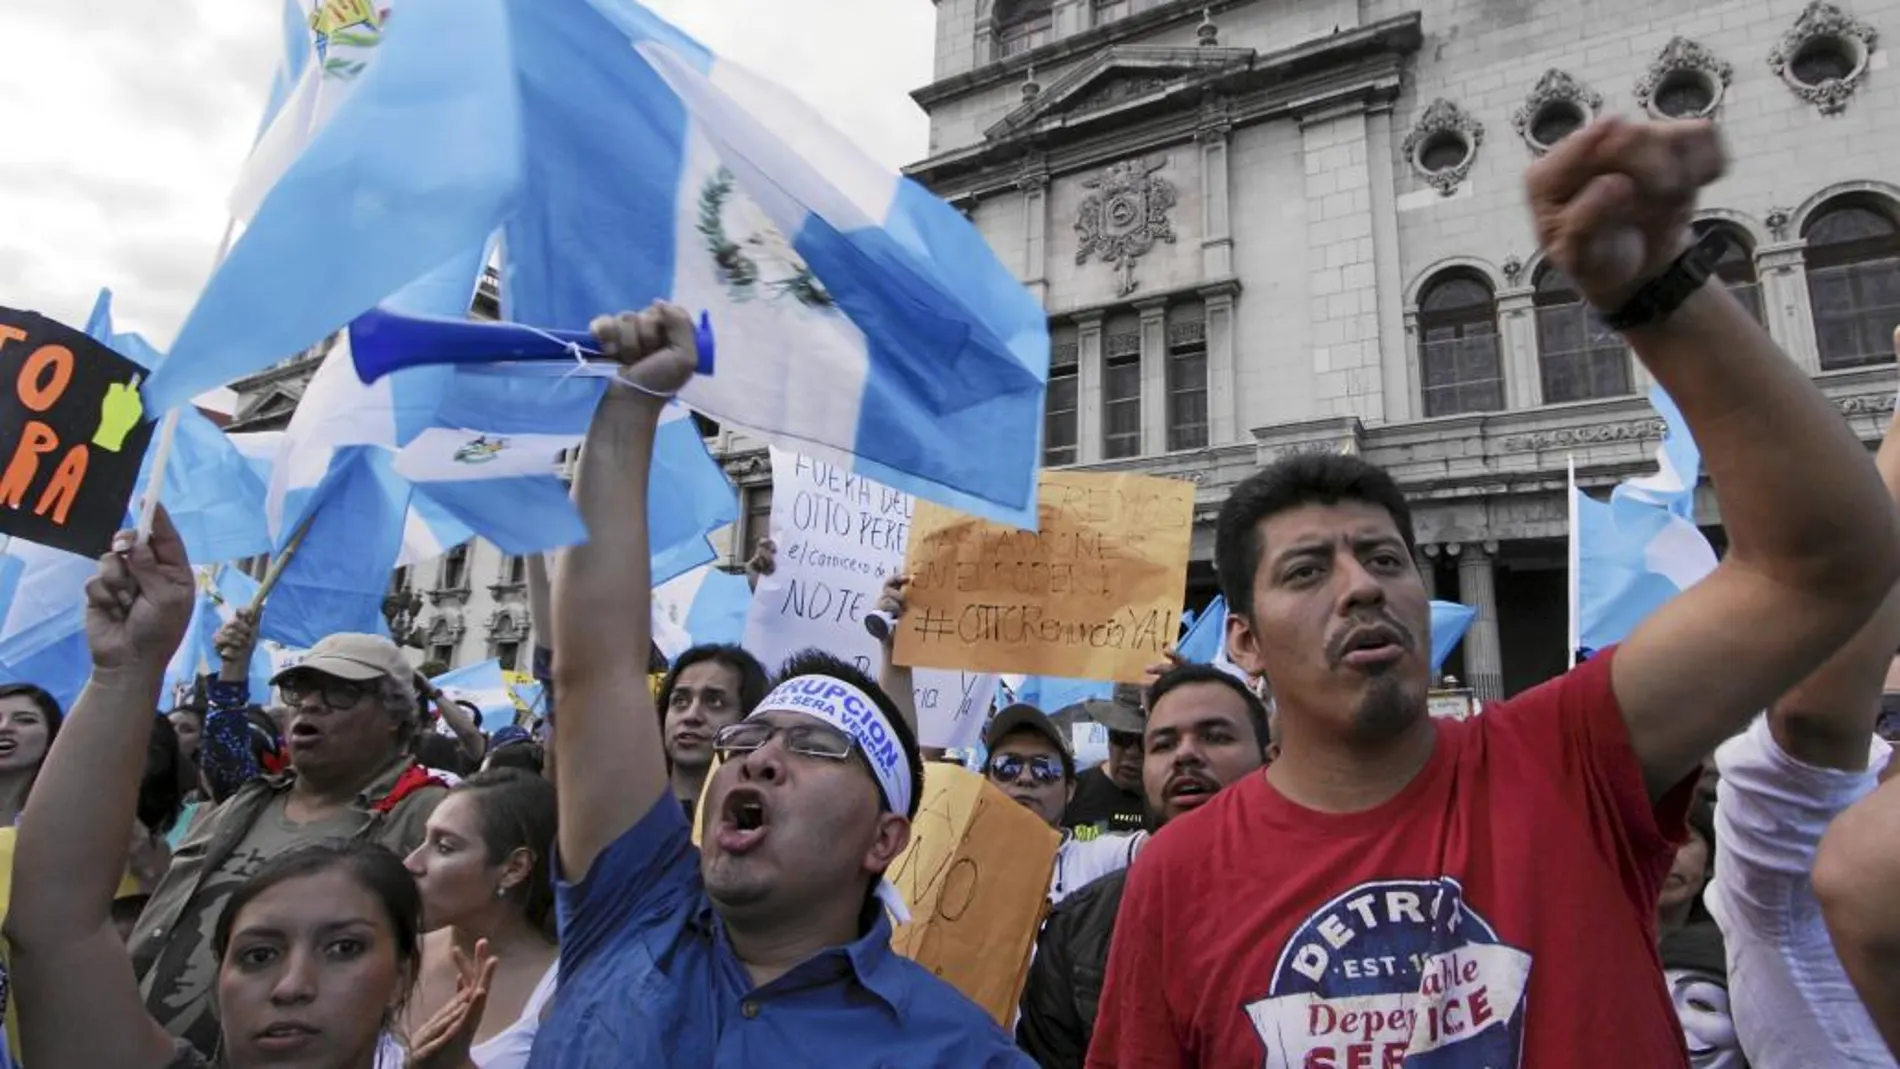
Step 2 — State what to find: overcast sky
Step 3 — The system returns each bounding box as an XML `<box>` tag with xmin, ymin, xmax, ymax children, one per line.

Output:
<box><xmin>0</xmin><ymin>0</ymin><xmax>934</xmax><ymax>347</ymax></box>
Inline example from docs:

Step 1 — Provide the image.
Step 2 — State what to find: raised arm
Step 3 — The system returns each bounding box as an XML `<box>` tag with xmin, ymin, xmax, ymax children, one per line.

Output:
<box><xmin>1529</xmin><ymin>118</ymin><xmax>1900</xmax><ymax>797</ymax></box>
<box><xmin>875</xmin><ymin>575</ymin><xmax>920</xmax><ymax>736</ymax></box>
<box><xmin>550</xmin><ymin>303</ymin><xmax>698</xmax><ymax>878</ymax></box>
<box><xmin>1768</xmin><ymin>346</ymin><xmax>1900</xmax><ymax>771</ymax></box>
<box><xmin>5</xmin><ymin>509</ymin><xmax>196</xmax><ymax>1069</ymax></box>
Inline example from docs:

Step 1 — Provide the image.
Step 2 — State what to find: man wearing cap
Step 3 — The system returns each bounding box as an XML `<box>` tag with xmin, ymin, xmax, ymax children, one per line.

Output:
<box><xmin>1062</xmin><ymin>686</ymin><xmax>1147</xmax><ymax>838</ymax></box>
<box><xmin>984</xmin><ymin>705</ymin><xmax>1145</xmax><ymax>905</ymax></box>
<box><xmin>528</xmin><ymin>302</ymin><xmax>1028</xmax><ymax>1069</ymax></box>
<box><xmin>129</xmin><ymin>631</ymin><xmax>448</xmax><ymax>1055</ymax></box>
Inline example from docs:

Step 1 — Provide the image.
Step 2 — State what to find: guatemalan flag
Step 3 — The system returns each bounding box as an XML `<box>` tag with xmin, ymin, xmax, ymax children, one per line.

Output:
<box><xmin>1570</xmin><ymin>387</ymin><xmax>1719</xmax><ymax>652</ymax></box>
<box><xmin>503</xmin><ymin>0</ymin><xmax>1050</xmax><ymax>527</ymax></box>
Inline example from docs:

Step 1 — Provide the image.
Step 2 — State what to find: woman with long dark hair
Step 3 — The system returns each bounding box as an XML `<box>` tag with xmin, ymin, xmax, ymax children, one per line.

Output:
<box><xmin>4</xmin><ymin>510</ymin><xmax>492</xmax><ymax>1069</ymax></box>
<box><xmin>402</xmin><ymin>770</ymin><xmax>559</xmax><ymax>1069</ymax></box>
<box><xmin>0</xmin><ymin>683</ymin><xmax>61</xmax><ymax>828</ymax></box>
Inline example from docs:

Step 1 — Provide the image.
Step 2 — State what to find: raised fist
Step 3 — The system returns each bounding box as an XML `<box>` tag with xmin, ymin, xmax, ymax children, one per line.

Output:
<box><xmin>588</xmin><ymin>301</ymin><xmax>699</xmax><ymax>400</ymax></box>
<box><xmin>1525</xmin><ymin>117</ymin><xmax>1725</xmax><ymax>313</ymax></box>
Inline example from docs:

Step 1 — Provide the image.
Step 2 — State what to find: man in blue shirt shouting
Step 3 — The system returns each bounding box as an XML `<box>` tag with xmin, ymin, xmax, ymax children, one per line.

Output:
<box><xmin>528</xmin><ymin>301</ymin><xmax>1030</xmax><ymax>1069</ymax></box>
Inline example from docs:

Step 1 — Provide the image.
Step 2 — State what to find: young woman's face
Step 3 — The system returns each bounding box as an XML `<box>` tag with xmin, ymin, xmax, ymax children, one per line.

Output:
<box><xmin>404</xmin><ymin>792</ymin><xmax>511</xmax><ymax>932</ymax></box>
<box><xmin>0</xmin><ymin>694</ymin><xmax>52</xmax><ymax>777</ymax></box>
<box><xmin>216</xmin><ymin>868</ymin><xmax>411</xmax><ymax>1069</ymax></box>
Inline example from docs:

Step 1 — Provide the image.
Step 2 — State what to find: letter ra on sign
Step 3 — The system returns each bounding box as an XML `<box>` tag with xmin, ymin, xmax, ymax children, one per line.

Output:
<box><xmin>0</xmin><ymin>309</ymin><xmax>156</xmax><ymax>556</ymax></box>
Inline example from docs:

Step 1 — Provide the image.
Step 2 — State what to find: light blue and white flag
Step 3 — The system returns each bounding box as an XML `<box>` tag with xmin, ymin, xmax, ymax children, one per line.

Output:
<box><xmin>651</xmin><ymin>564</ymin><xmax>752</xmax><ymax>662</ymax></box>
<box><xmin>1429</xmin><ymin>600</ymin><xmax>1478</xmax><ymax>673</ymax></box>
<box><xmin>143</xmin><ymin>0</ymin><xmax>520</xmax><ymax>414</ymax></box>
<box><xmin>1568</xmin><ymin>389</ymin><xmax>1718</xmax><ymax>652</ymax></box>
<box><xmin>1013</xmin><ymin>675</ymin><xmax>1114</xmax><ymax>714</ymax></box>
<box><xmin>84</xmin><ymin>289</ymin><xmax>275</xmax><ymax>566</ymax></box>
<box><xmin>502</xmin><ymin>0</ymin><xmax>1048</xmax><ymax>527</ymax></box>
<box><xmin>431</xmin><ymin>659</ymin><xmax>517</xmax><ymax>733</ymax></box>
<box><xmin>165</xmin><ymin>568</ymin><xmax>274</xmax><ymax>706</ymax></box>
<box><xmin>1176</xmin><ymin>596</ymin><xmax>1227</xmax><ymax>665</ymax></box>
<box><xmin>0</xmin><ymin>540</ymin><xmax>95</xmax><ymax>710</ymax></box>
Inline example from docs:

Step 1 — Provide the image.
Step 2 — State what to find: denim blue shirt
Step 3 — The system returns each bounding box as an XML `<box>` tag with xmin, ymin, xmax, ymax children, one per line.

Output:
<box><xmin>527</xmin><ymin>798</ymin><xmax>1033</xmax><ymax>1069</ymax></box>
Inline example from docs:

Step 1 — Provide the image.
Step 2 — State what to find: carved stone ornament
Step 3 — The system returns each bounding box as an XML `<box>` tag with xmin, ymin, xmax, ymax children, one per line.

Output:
<box><xmin>1501</xmin><ymin>256</ymin><xmax>1526</xmax><ymax>287</ymax></box>
<box><xmin>1500</xmin><ymin>418</ymin><xmax>1666</xmax><ymax>453</ymax></box>
<box><xmin>1634</xmin><ymin>37</ymin><xmax>1733</xmax><ymax>117</ymax></box>
<box><xmin>1052</xmin><ymin>340</ymin><xmax>1080</xmax><ymax>366</ymax></box>
<box><xmin>1839</xmin><ymin>391</ymin><xmax>1898</xmax><ymax>417</ymax></box>
<box><xmin>1401</xmin><ymin>99</ymin><xmax>1484</xmax><ymax>196</ymax></box>
<box><xmin>1075</xmin><ymin>156</ymin><xmax>1178</xmax><ymax>297</ymax></box>
<box><xmin>1072</xmin><ymin>74</ymin><xmax>1172</xmax><ymax>116</ymax></box>
<box><xmin>1511</xmin><ymin>70</ymin><xmax>1604</xmax><ymax>154</ymax></box>
<box><xmin>1769</xmin><ymin>1</ymin><xmax>1880</xmax><ymax>115</ymax></box>
<box><xmin>1765</xmin><ymin>207</ymin><xmax>1794</xmax><ymax>241</ymax></box>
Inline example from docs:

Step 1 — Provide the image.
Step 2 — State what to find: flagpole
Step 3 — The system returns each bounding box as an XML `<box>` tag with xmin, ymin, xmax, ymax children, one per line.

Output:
<box><xmin>137</xmin><ymin>216</ymin><xmax>241</xmax><ymax>543</ymax></box>
<box><xmin>248</xmin><ymin>512</ymin><xmax>317</xmax><ymax>614</ymax></box>
<box><xmin>1566</xmin><ymin>452</ymin><xmax>1580</xmax><ymax>670</ymax></box>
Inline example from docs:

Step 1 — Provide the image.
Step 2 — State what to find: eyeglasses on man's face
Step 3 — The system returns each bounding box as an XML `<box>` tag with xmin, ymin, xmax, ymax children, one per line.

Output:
<box><xmin>277</xmin><ymin>674</ymin><xmax>372</xmax><ymax>711</ymax></box>
<box><xmin>988</xmin><ymin>752</ymin><xmax>1064</xmax><ymax>786</ymax></box>
<box><xmin>712</xmin><ymin>719</ymin><xmax>858</xmax><ymax>763</ymax></box>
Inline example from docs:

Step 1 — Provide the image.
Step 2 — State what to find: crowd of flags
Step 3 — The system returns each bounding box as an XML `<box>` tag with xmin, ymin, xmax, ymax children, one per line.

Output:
<box><xmin>0</xmin><ymin>0</ymin><xmax>1749</xmax><ymax>720</ymax></box>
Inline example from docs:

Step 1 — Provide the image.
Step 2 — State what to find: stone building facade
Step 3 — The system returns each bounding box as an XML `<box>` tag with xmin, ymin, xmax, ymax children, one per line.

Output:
<box><xmin>721</xmin><ymin>0</ymin><xmax>1900</xmax><ymax>700</ymax></box>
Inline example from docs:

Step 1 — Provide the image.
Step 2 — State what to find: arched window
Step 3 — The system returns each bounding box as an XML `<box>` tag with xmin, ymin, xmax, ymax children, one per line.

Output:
<box><xmin>1804</xmin><ymin>197</ymin><xmax>1900</xmax><ymax>370</ymax></box>
<box><xmin>995</xmin><ymin>0</ymin><xmax>1053</xmax><ymax>57</ymax></box>
<box><xmin>1416</xmin><ymin>271</ymin><xmax>1504</xmax><ymax>417</ymax></box>
<box><xmin>1694</xmin><ymin>221</ymin><xmax>1764</xmax><ymax>325</ymax></box>
<box><xmin>1534</xmin><ymin>264</ymin><xmax>1631</xmax><ymax>404</ymax></box>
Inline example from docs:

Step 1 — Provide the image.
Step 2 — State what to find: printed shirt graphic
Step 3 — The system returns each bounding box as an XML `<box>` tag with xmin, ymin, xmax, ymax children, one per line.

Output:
<box><xmin>1245</xmin><ymin>879</ymin><xmax>1531</xmax><ymax>1068</ymax></box>
<box><xmin>1086</xmin><ymin>648</ymin><xmax>1698</xmax><ymax>1069</ymax></box>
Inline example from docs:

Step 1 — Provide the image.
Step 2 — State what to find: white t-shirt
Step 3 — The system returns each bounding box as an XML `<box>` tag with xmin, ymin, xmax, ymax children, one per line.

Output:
<box><xmin>1706</xmin><ymin>715</ymin><xmax>1896</xmax><ymax>1069</ymax></box>
<box><xmin>1049</xmin><ymin>830</ymin><xmax>1145</xmax><ymax>905</ymax></box>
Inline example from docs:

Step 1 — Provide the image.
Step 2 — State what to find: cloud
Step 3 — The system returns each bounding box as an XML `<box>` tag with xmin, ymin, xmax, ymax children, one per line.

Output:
<box><xmin>0</xmin><ymin>0</ymin><xmax>931</xmax><ymax>351</ymax></box>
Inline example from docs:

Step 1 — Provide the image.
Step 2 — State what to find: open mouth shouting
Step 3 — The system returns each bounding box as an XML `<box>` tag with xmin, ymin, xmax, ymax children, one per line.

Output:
<box><xmin>1163</xmin><ymin>771</ymin><xmax>1220</xmax><ymax>812</ymax></box>
<box><xmin>715</xmin><ymin>786</ymin><xmax>772</xmax><ymax>855</ymax></box>
<box><xmin>288</xmin><ymin>719</ymin><xmax>324</xmax><ymax>751</ymax></box>
<box><xmin>1334</xmin><ymin>622</ymin><xmax>1408</xmax><ymax>670</ymax></box>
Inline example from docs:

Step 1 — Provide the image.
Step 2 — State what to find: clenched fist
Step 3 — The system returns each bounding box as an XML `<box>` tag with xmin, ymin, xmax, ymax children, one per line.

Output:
<box><xmin>1526</xmin><ymin>117</ymin><xmax>1726</xmax><ymax>314</ymax></box>
<box><xmin>588</xmin><ymin>301</ymin><xmax>699</xmax><ymax>401</ymax></box>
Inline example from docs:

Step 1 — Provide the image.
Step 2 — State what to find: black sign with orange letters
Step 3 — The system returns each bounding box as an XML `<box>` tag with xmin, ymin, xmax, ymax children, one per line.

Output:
<box><xmin>0</xmin><ymin>308</ymin><xmax>154</xmax><ymax>556</ymax></box>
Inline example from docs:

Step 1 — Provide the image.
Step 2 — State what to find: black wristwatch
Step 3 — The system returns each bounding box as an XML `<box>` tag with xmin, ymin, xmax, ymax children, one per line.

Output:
<box><xmin>1599</xmin><ymin>227</ymin><xmax>1731</xmax><ymax>332</ymax></box>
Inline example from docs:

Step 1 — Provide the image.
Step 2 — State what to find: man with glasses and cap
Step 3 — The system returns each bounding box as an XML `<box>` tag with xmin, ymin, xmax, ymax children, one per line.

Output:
<box><xmin>129</xmin><ymin>632</ymin><xmax>448</xmax><ymax>1056</ymax></box>
<box><xmin>984</xmin><ymin>705</ymin><xmax>1146</xmax><ymax>905</ymax></box>
<box><xmin>1062</xmin><ymin>686</ymin><xmax>1148</xmax><ymax>838</ymax></box>
<box><xmin>528</xmin><ymin>302</ymin><xmax>1029</xmax><ymax>1069</ymax></box>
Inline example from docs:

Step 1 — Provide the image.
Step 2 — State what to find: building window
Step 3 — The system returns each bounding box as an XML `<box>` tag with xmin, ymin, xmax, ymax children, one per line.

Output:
<box><xmin>1803</xmin><ymin>197</ymin><xmax>1900</xmax><ymax>370</ymax></box>
<box><xmin>389</xmin><ymin>566</ymin><xmax>411</xmax><ymax>595</ymax></box>
<box><xmin>1416</xmin><ymin>271</ymin><xmax>1505</xmax><ymax>417</ymax></box>
<box><xmin>1534</xmin><ymin>265</ymin><xmax>1631</xmax><ymax>403</ymax></box>
<box><xmin>1694</xmin><ymin>221</ymin><xmax>1764</xmax><ymax>326</ymax></box>
<box><xmin>501</xmin><ymin>555</ymin><xmax>527</xmax><ymax>585</ymax></box>
<box><xmin>995</xmin><ymin>0</ymin><xmax>1052</xmax><ymax>57</ymax></box>
<box><xmin>1102</xmin><ymin>324</ymin><xmax>1142</xmax><ymax>460</ymax></box>
<box><xmin>1166</xmin><ymin>307</ymin><xmax>1208</xmax><ymax>451</ymax></box>
<box><xmin>440</xmin><ymin>544</ymin><xmax>470</xmax><ymax>591</ymax></box>
<box><xmin>1046</xmin><ymin>336</ymin><xmax>1079</xmax><ymax>466</ymax></box>
<box><xmin>743</xmin><ymin>485</ymin><xmax>773</xmax><ymax>560</ymax></box>
<box><xmin>495</xmin><ymin>641</ymin><xmax>520</xmax><ymax>673</ymax></box>
<box><xmin>430</xmin><ymin>644</ymin><xmax>455</xmax><ymax>668</ymax></box>
<box><xmin>691</xmin><ymin>412</ymin><xmax>721</xmax><ymax>439</ymax></box>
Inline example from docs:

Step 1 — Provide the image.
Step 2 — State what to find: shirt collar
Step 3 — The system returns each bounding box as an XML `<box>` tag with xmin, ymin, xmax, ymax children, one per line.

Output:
<box><xmin>698</xmin><ymin>898</ymin><xmax>911</xmax><ymax>1019</ymax></box>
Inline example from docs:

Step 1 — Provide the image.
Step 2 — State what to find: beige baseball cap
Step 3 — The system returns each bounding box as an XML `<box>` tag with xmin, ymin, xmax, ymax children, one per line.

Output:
<box><xmin>272</xmin><ymin>634</ymin><xmax>415</xmax><ymax>700</ymax></box>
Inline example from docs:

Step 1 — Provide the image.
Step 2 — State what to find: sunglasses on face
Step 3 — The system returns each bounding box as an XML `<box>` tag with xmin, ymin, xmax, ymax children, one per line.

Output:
<box><xmin>277</xmin><ymin>675</ymin><xmax>371</xmax><ymax>711</ymax></box>
<box><xmin>712</xmin><ymin>720</ymin><xmax>857</xmax><ymax>762</ymax></box>
<box><xmin>988</xmin><ymin>753</ymin><xmax>1065</xmax><ymax>785</ymax></box>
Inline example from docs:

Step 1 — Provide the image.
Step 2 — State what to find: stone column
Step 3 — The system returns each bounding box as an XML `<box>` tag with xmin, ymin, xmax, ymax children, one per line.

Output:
<box><xmin>1137</xmin><ymin>298</ymin><xmax>1169</xmax><ymax>455</ymax></box>
<box><xmin>1758</xmin><ymin>240</ymin><xmax>1819</xmax><ymax>373</ymax></box>
<box><xmin>1496</xmin><ymin>286</ymin><xmax>1541</xmax><ymax>410</ymax></box>
<box><xmin>1366</xmin><ymin>106</ymin><xmax>1411</xmax><ymax>422</ymax></box>
<box><xmin>1201</xmin><ymin>281</ymin><xmax>1240</xmax><ymax>445</ymax></box>
<box><xmin>1076</xmin><ymin>312</ymin><xmax>1106</xmax><ymax>463</ymax></box>
<box><xmin>1019</xmin><ymin>171</ymin><xmax>1051</xmax><ymax>305</ymax></box>
<box><xmin>1452</xmin><ymin>541</ymin><xmax>1504</xmax><ymax>702</ymax></box>
<box><xmin>1198</xmin><ymin>114</ymin><xmax>1234</xmax><ymax>279</ymax></box>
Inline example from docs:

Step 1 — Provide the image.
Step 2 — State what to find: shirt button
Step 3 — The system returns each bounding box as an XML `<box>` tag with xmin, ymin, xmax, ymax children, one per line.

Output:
<box><xmin>741</xmin><ymin>1000</ymin><xmax>760</xmax><ymax>1019</ymax></box>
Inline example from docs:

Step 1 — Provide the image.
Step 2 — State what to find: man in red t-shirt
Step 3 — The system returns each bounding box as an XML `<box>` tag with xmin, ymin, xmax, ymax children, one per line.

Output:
<box><xmin>1088</xmin><ymin>117</ymin><xmax>1900</xmax><ymax>1069</ymax></box>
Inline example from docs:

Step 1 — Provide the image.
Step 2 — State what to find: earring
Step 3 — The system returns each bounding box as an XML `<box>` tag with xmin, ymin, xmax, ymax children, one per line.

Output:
<box><xmin>494</xmin><ymin>884</ymin><xmax>508</xmax><ymax>900</ymax></box>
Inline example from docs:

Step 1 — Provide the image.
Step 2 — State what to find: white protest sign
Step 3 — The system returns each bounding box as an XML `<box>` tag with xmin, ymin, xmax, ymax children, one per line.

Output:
<box><xmin>744</xmin><ymin>449</ymin><xmax>998</xmax><ymax>748</ymax></box>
